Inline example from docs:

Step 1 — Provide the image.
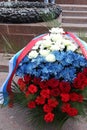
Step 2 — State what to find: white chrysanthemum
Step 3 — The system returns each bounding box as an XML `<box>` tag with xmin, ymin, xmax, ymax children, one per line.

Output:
<box><xmin>28</xmin><ymin>51</ymin><xmax>38</xmax><ymax>59</ymax></box>
<box><xmin>50</xmin><ymin>45</ymin><xmax>59</xmax><ymax>51</ymax></box>
<box><xmin>49</xmin><ymin>27</ymin><xmax>64</xmax><ymax>34</ymax></box>
<box><xmin>50</xmin><ymin>34</ymin><xmax>63</xmax><ymax>42</ymax></box>
<box><xmin>43</xmin><ymin>34</ymin><xmax>50</xmax><ymax>40</ymax></box>
<box><xmin>62</xmin><ymin>39</ymin><xmax>72</xmax><ymax>46</ymax></box>
<box><xmin>76</xmin><ymin>48</ymin><xmax>82</xmax><ymax>54</ymax></box>
<box><xmin>41</xmin><ymin>40</ymin><xmax>52</xmax><ymax>48</ymax></box>
<box><xmin>39</xmin><ymin>49</ymin><xmax>50</xmax><ymax>57</ymax></box>
<box><xmin>67</xmin><ymin>44</ymin><xmax>78</xmax><ymax>51</ymax></box>
<box><xmin>45</xmin><ymin>54</ymin><xmax>56</xmax><ymax>62</ymax></box>
<box><xmin>59</xmin><ymin>43</ymin><xmax>65</xmax><ymax>50</ymax></box>
<box><xmin>32</xmin><ymin>45</ymin><xmax>39</xmax><ymax>50</ymax></box>
<box><xmin>35</xmin><ymin>40</ymin><xmax>42</xmax><ymax>46</ymax></box>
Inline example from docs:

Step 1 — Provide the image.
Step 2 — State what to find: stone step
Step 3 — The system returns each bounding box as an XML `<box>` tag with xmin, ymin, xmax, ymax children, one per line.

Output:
<box><xmin>62</xmin><ymin>16</ymin><xmax>87</xmax><ymax>24</ymax></box>
<box><xmin>0</xmin><ymin>53</ymin><xmax>13</xmax><ymax>72</ymax></box>
<box><xmin>59</xmin><ymin>4</ymin><xmax>87</xmax><ymax>11</ymax></box>
<box><xmin>62</xmin><ymin>23</ymin><xmax>87</xmax><ymax>32</ymax></box>
<box><xmin>0</xmin><ymin>65</ymin><xmax>8</xmax><ymax>72</ymax></box>
<box><xmin>62</xmin><ymin>10</ymin><xmax>87</xmax><ymax>17</ymax></box>
<box><xmin>60</xmin><ymin>4</ymin><xmax>87</xmax><ymax>32</ymax></box>
<box><xmin>58</xmin><ymin>0</ymin><xmax>87</xmax><ymax>4</ymax></box>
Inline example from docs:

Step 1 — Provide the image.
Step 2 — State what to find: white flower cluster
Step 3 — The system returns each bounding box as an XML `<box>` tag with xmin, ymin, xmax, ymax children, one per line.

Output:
<box><xmin>28</xmin><ymin>27</ymin><xmax>79</xmax><ymax>62</ymax></box>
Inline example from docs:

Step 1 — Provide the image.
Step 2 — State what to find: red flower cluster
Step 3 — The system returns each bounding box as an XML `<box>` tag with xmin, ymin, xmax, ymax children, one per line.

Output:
<box><xmin>17</xmin><ymin>68</ymin><xmax>87</xmax><ymax>123</ymax></box>
<box><xmin>61</xmin><ymin>103</ymin><xmax>78</xmax><ymax>116</ymax></box>
<box><xmin>24</xmin><ymin>75</ymin><xmax>31</xmax><ymax>84</ymax></box>
<box><xmin>36</xmin><ymin>96</ymin><xmax>45</xmax><ymax>105</ymax></box>
<box><xmin>28</xmin><ymin>101</ymin><xmax>36</xmax><ymax>109</ymax></box>
<box><xmin>28</xmin><ymin>84</ymin><xmax>38</xmax><ymax>94</ymax></box>
<box><xmin>70</xmin><ymin>92</ymin><xmax>83</xmax><ymax>102</ymax></box>
<box><xmin>73</xmin><ymin>68</ymin><xmax>87</xmax><ymax>90</ymax></box>
<box><xmin>44</xmin><ymin>112</ymin><xmax>54</xmax><ymax>123</ymax></box>
<box><xmin>17</xmin><ymin>78</ymin><xmax>26</xmax><ymax>91</ymax></box>
<box><xmin>60</xmin><ymin>93</ymin><xmax>70</xmax><ymax>102</ymax></box>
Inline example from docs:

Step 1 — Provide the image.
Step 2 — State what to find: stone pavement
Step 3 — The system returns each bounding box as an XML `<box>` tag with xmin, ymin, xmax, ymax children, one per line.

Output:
<box><xmin>0</xmin><ymin>72</ymin><xmax>31</xmax><ymax>130</ymax></box>
<box><xmin>0</xmin><ymin>54</ymin><xmax>87</xmax><ymax>130</ymax></box>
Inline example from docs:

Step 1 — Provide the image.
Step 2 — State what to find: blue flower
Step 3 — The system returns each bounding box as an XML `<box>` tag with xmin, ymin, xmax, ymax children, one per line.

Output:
<box><xmin>40</xmin><ymin>73</ymin><xmax>50</xmax><ymax>80</ymax></box>
<box><xmin>22</xmin><ymin>56</ymin><xmax>30</xmax><ymax>63</ymax></box>
<box><xmin>53</xmin><ymin>51</ymin><xmax>65</xmax><ymax>61</ymax></box>
<box><xmin>59</xmin><ymin>67</ymin><xmax>76</xmax><ymax>81</ymax></box>
<box><xmin>31</xmin><ymin>68</ymin><xmax>41</xmax><ymax>77</ymax></box>
<box><xmin>79</xmin><ymin>57</ymin><xmax>87</xmax><ymax>67</ymax></box>
<box><xmin>65</xmin><ymin>52</ymin><xmax>74</xmax><ymax>64</ymax></box>
<box><xmin>31</xmin><ymin>55</ymin><xmax>45</xmax><ymax>65</ymax></box>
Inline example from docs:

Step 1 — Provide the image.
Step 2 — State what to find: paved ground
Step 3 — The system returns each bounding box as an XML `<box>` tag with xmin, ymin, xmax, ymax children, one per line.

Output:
<box><xmin>0</xmin><ymin>54</ymin><xmax>87</xmax><ymax>130</ymax></box>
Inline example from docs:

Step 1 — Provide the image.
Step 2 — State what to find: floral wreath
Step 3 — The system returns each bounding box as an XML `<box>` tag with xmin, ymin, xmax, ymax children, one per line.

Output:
<box><xmin>1</xmin><ymin>27</ymin><xmax>87</xmax><ymax>130</ymax></box>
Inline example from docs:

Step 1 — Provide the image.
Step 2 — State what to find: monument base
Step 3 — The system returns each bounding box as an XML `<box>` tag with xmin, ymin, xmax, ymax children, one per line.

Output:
<box><xmin>0</xmin><ymin>16</ymin><xmax>61</xmax><ymax>53</ymax></box>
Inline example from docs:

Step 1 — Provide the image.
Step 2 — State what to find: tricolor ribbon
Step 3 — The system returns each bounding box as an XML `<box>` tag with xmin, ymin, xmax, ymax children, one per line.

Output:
<box><xmin>0</xmin><ymin>32</ymin><xmax>87</xmax><ymax>105</ymax></box>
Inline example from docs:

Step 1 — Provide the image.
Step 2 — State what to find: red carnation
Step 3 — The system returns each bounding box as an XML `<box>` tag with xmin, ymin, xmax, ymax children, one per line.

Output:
<box><xmin>77</xmin><ymin>72</ymin><xmax>86</xmax><ymax>80</ymax></box>
<box><xmin>17</xmin><ymin>78</ymin><xmax>26</xmax><ymax>91</ymax></box>
<box><xmin>39</xmin><ymin>81</ymin><xmax>48</xmax><ymax>89</ymax></box>
<box><xmin>61</xmin><ymin>104</ymin><xmax>78</xmax><ymax>116</ymax></box>
<box><xmin>78</xmin><ymin>94</ymin><xmax>84</xmax><ymax>102</ymax></box>
<box><xmin>70</xmin><ymin>92</ymin><xmax>83</xmax><ymax>102</ymax></box>
<box><xmin>73</xmin><ymin>77</ymin><xmax>85</xmax><ymax>90</ymax></box>
<box><xmin>50</xmin><ymin>88</ymin><xmax>60</xmax><ymax>97</ymax></box>
<box><xmin>28</xmin><ymin>84</ymin><xmax>38</xmax><ymax>94</ymax></box>
<box><xmin>43</xmin><ymin>104</ymin><xmax>53</xmax><ymax>113</ymax></box>
<box><xmin>59</xmin><ymin>81</ymin><xmax>71</xmax><ymax>93</ymax></box>
<box><xmin>44</xmin><ymin>112</ymin><xmax>54</xmax><ymax>123</ymax></box>
<box><xmin>25</xmin><ymin>91</ymin><xmax>30</xmax><ymax>97</ymax></box>
<box><xmin>76</xmin><ymin>72</ymin><xmax>87</xmax><ymax>89</ymax></box>
<box><xmin>83</xmin><ymin>67</ymin><xmax>87</xmax><ymax>76</ymax></box>
<box><xmin>35</xmin><ymin>96</ymin><xmax>45</xmax><ymax>105</ymax></box>
<box><xmin>67</xmin><ymin>107</ymin><xmax>78</xmax><ymax>117</ymax></box>
<box><xmin>24</xmin><ymin>75</ymin><xmax>31</xmax><ymax>84</ymax></box>
<box><xmin>17</xmin><ymin>78</ymin><xmax>24</xmax><ymax>85</ymax></box>
<box><xmin>40</xmin><ymin>89</ymin><xmax>50</xmax><ymax>99</ymax></box>
<box><xmin>84</xmin><ymin>78</ymin><xmax>87</xmax><ymax>86</ymax></box>
<box><xmin>70</xmin><ymin>92</ymin><xmax>79</xmax><ymax>102</ymax></box>
<box><xmin>28</xmin><ymin>101</ymin><xmax>36</xmax><ymax>109</ymax></box>
<box><xmin>48</xmin><ymin>98</ymin><xmax>59</xmax><ymax>108</ymax></box>
<box><xmin>61</xmin><ymin>103</ymin><xmax>71</xmax><ymax>113</ymax></box>
<box><xmin>33</xmin><ymin>77</ymin><xmax>41</xmax><ymax>85</ymax></box>
<box><xmin>60</xmin><ymin>93</ymin><xmax>70</xmax><ymax>102</ymax></box>
<box><xmin>47</xmin><ymin>78</ymin><xmax>60</xmax><ymax>88</ymax></box>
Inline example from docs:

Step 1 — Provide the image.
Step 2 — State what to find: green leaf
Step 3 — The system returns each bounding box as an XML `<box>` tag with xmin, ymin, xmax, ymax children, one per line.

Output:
<box><xmin>11</xmin><ymin>80</ymin><xmax>21</xmax><ymax>93</ymax></box>
<box><xmin>82</xmin><ymin>87</ymin><xmax>87</xmax><ymax>98</ymax></box>
<box><xmin>71</xmin><ymin>102</ymin><xmax>85</xmax><ymax>116</ymax></box>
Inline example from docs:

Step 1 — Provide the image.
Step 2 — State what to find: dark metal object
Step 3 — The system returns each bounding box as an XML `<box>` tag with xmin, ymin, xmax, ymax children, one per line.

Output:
<box><xmin>0</xmin><ymin>1</ymin><xmax>62</xmax><ymax>23</ymax></box>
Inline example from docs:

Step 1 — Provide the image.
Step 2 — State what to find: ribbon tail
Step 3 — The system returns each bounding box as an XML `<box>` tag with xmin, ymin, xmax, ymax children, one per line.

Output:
<box><xmin>0</xmin><ymin>49</ymin><xmax>23</xmax><ymax>105</ymax></box>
